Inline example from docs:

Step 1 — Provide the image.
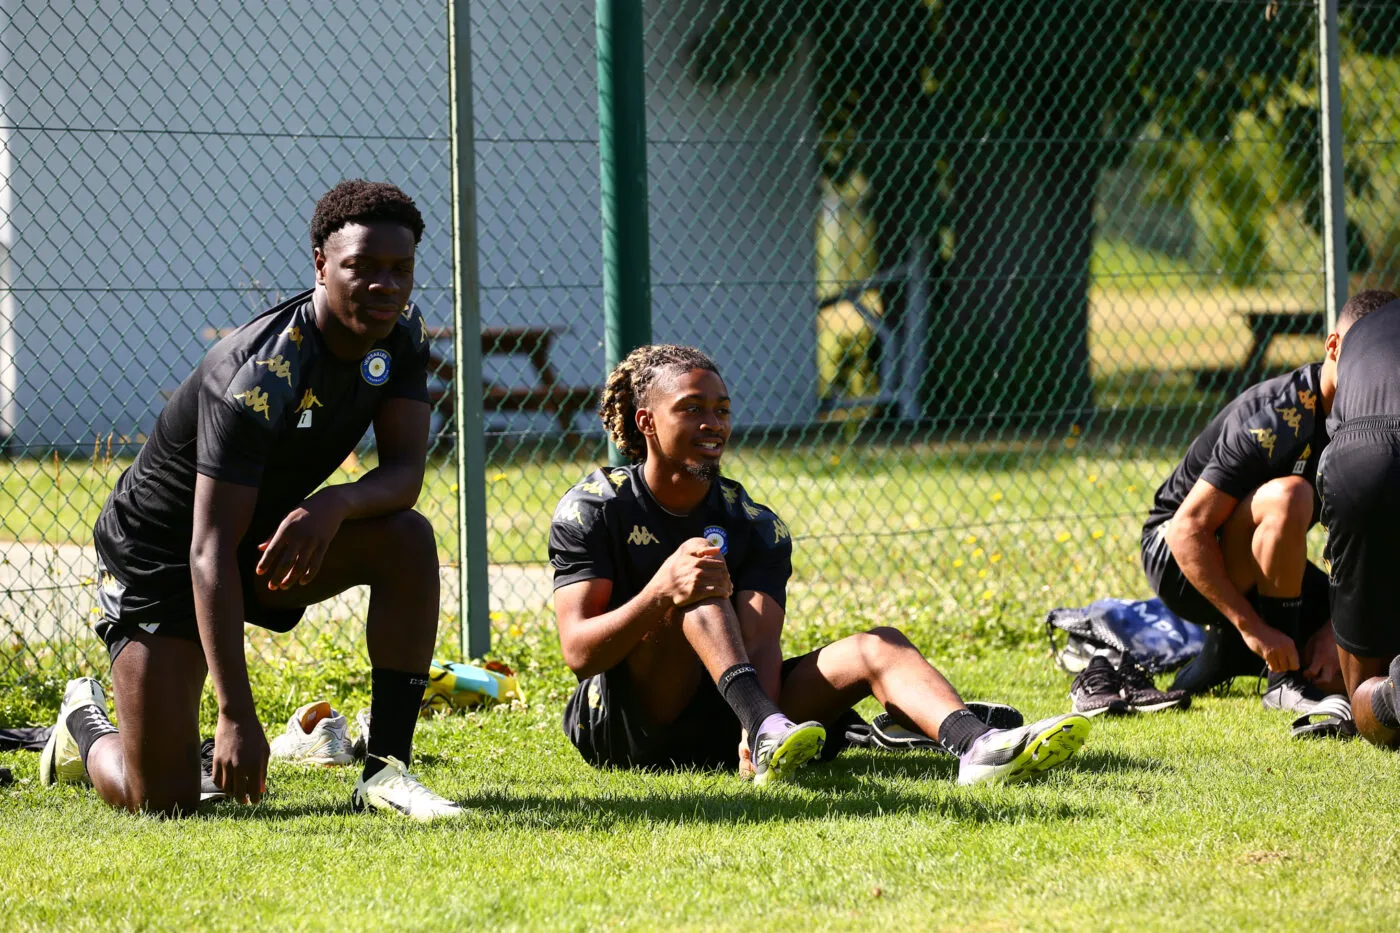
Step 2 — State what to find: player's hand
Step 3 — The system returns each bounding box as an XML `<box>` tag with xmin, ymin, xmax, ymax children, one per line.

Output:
<box><xmin>653</xmin><ymin>538</ymin><xmax>732</xmax><ymax>608</ymax></box>
<box><xmin>1303</xmin><ymin>624</ymin><xmax>1344</xmax><ymax>694</ymax></box>
<box><xmin>256</xmin><ymin>491</ymin><xmax>347</xmax><ymax>589</ymax></box>
<box><xmin>1239</xmin><ymin>619</ymin><xmax>1300</xmax><ymax>673</ymax></box>
<box><xmin>212</xmin><ymin>710</ymin><xmax>269</xmax><ymax>805</ymax></box>
<box><xmin>738</xmin><ymin>730</ymin><xmax>755</xmax><ymax>780</ymax></box>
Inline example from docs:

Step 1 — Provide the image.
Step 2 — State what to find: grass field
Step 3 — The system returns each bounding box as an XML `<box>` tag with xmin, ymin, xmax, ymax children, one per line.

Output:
<box><xmin>3</xmin><ymin>643</ymin><xmax>1397</xmax><ymax>932</ymax></box>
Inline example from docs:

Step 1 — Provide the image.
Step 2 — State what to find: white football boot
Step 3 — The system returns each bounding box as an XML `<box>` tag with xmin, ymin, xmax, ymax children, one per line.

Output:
<box><xmin>351</xmin><ymin>756</ymin><xmax>463</xmax><ymax>821</ymax></box>
<box><xmin>40</xmin><ymin>677</ymin><xmax>114</xmax><ymax>786</ymax></box>
<box><xmin>268</xmin><ymin>701</ymin><xmax>355</xmax><ymax>766</ymax></box>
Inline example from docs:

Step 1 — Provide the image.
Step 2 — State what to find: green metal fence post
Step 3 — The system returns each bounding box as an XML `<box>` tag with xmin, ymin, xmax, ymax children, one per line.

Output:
<box><xmin>1318</xmin><ymin>0</ymin><xmax>1349</xmax><ymax>332</ymax></box>
<box><xmin>597</xmin><ymin>0</ymin><xmax>652</xmax><ymax>467</ymax></box>
<box><xmin>448</xmin><ymin>0</ymin><xmax>491</xmax><ymax>659</ymax></box>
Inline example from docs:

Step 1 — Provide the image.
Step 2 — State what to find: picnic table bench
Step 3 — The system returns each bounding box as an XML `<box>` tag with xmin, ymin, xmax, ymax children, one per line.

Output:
<box><xmin>198</xmin><ymin>323</ymin><xmax>598</xmax><ymax>435</ymax></box>
<box><xmin>1194</xmin><ymin>310</ymin><xmax>1327</xmax><ymax>390</ymax></box>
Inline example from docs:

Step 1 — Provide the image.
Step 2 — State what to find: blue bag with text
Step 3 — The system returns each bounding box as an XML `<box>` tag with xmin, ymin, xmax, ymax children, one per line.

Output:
<box><xmin>1046</xmin><ymin>597</ymin><xmax>1205</xmax><ymax>674</ymax></box>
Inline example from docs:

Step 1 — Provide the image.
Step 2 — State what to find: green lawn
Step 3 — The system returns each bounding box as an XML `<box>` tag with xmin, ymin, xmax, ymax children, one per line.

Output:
<box><xmin>3</xmin><ymin>643</ymin><xmax>1396</xmax><ymax>932</ymax></box>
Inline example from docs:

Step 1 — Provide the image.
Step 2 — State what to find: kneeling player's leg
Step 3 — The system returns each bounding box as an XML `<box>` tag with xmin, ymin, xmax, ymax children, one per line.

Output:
<box><xmin>74</xmin><ymin>631</ymin><xmax>207</xmax><ymax>815</ymax></box>
<box><xmin>1341</xmin><ymin>648</ymin><xmax>1397</xmax><ymax>747</ymax></box>
<box><xmin>1220</xmin><ymin>476</ymin><xmax>1314</xmax><ymax>646</ymax></box>
<box><xmin>256</xmin><ymin>509</ymin><xmax>438</xmax><ymax>774</ymax></box>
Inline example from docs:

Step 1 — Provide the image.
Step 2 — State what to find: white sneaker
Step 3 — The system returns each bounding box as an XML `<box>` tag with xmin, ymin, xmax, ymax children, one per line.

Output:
<box><xmin>40</xmin><ymin>677</ymin><xmax>111</xmax><ymax>786</ymax></box>
<box><xmin>956</xmin><ymin>714</ymin><xmax>1091</xmax><ymax>786</ymax></box>
<box><xmin>350</xmin><ymin>709</ymin><xmax>372</xmax><ymax>761</ymax></box>
<box><xmin>268</xmin><ymin>701</ymin><xmax>355</xmax><ymax>766</ymax></box>
<box><xmin>352</xmin><ymin>756</ymin><xmax>463</xmax><ymax>821</ymax></box>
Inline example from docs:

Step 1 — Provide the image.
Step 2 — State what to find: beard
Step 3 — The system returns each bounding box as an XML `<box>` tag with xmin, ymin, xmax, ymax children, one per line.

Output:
<box><xmin>684</xmin><ymin>460</ymin><xmax>722</xmax><ymax>482</ymax></box>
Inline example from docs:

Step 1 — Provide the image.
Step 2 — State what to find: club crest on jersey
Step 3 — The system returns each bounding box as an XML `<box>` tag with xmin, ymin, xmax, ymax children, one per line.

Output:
<box><xmin>361</xmin><ymin>349</ymin><xmax>392</xmax><ymax>386</ymax></box>
<box><xmin>703</xmin><ymin>525</ymin><xmax>728</xmax><ymax>554</ymax></box>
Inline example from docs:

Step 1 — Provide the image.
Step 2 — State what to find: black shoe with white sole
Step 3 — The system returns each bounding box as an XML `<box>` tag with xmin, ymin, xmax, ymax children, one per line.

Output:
<box><xmin>1119</xmin><ymin>657</ymin><xmax>1191</xmax><ymax>713</ymax></box>
<box><xmin>1070</xmin><ymin>656</ymin><xmax>1130</xmax><ymax>717</ymax></box>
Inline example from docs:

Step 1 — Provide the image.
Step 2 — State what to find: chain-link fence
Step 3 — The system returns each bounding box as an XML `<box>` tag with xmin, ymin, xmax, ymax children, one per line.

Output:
<box><xmin>4</xmin><ymin>0</ymin><xmax>1399</xmax><ymax>677</ymax></box>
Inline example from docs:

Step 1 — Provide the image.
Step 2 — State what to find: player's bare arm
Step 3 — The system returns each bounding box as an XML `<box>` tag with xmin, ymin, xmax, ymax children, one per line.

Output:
<box><xmin>1167</xmin><ymin>477</ymin><xmax>1299</xmax><ymax>672</ymax></box>
<box><xmin>555</xmin><ymin>538</ymin><xmax>733</xmax><ymax>677</ymax></box>
<box><xmin>255</xmin><ymin>396</ymin><xmax>430</xmax><ymax>590</ymax></box>
<box><xmin>190</xmin><ymin>473</ymin><xmax>268</xmax><ymax>804</ymax></box>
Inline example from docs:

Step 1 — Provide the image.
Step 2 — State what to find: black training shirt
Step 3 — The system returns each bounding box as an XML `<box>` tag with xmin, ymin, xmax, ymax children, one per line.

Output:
<box><xmin>1145</xmin><ymin>363</ymin><xmax>1328</xmax><ymax>533</ymax></box>
<box><xmin>1328</xmin><ymin>300</ymin><xmax>1400</xmax><ymax>432</ymax></box>
<box><xmin>93</xmin><ymin>289</ymin><xmax>431</xmax><ymax>593</ymax></box>
<box><xmin>548</xmin><ymin>464</ymin><xmax>793</xmax><ymax>612</ymax></box>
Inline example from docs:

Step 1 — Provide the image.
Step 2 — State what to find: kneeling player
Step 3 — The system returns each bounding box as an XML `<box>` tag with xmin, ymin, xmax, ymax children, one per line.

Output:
<box><xmin>41</xmin><ymin>181</ymin><xmax>460</xmax><ymax>819</ymax></box>
<box><xmin>549</xmin><ymin>345</ymin><xmax>1089</xmax><ymax>786</ymax></box>
<box><xmin>1141</xmin><ymin>290</ymin><xmax>1396</xmax><ymax>708</ymax></box>
<box><xmin>1316</xmin><ymin>298</ymin><xmax>1400</xmax><ymax>746</ymax></box>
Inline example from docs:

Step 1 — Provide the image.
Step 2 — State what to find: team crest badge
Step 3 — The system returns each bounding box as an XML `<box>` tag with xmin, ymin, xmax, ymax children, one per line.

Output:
<box><xmin>703</xmin><ymin>524</ymin><xmax>728</xmax><ymax>555</ymax></box>
<box><xmin>361</xmin><ymin>349</ymin><xmax>392</xmax><ymax>386</ymax></box>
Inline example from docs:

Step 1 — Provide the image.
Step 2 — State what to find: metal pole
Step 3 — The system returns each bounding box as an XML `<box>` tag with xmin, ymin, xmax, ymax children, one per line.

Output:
<box><xmin>597</xmin><ymin>0</ymin><xmax>652</xmax><ymax>467</ymax></box>
<box><xmin>1318</xmin><ymin>0</ymin><xmax>1349</xmax><ymax>332</ymax></box>
<box><xmin>448</xmin><ymin>0</ymin><xmax>491</xmax><ymax>658</ymax></box>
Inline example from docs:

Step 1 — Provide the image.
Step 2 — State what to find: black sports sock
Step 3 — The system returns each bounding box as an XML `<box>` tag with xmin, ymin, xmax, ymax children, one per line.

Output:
<box><xmin>1255</xmin><ymin>594</ymin><xmax>1303</xmax><ymax>645</ymax></box>
<box><xmin>716</xmin><ymin>664</ymin><xmax>783</xmax><ymax>738</ymax></box>
<box><xmin>65</xmin><ymin>704</ymin><xmax>118</xmax><ymax>768</ymax></box>
<box><xmin>938</xmin><ymin>708</ymin><xmax>992</xmax><ymax>757</ymax></box>
<box><xmin>363</xmin><ymin>667</ymin><xmax>429</xmax><ymax>780</ymax></box>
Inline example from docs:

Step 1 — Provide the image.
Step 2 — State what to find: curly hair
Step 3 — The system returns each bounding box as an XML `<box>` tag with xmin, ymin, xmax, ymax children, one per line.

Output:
<box><xmin>1339</xmin><ymin>288</ymin><xmax>1399</xmax><ymax>328</ymax></box>
<box><xmin>600</xmin><ymin>344</ymin><xmax>722</xmax><ymax>461</ymax></box>
<box><xmin>310</xmin><ymin>180</ymin><xmax>424</xmax><ymax>251</ymax></box>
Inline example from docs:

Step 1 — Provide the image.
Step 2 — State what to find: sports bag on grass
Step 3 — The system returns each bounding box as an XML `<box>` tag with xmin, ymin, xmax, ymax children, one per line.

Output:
<box><xmin>1046</xmin><ymin>597</ymin><xmax>1204</xmax><ymax>674</ymax></box>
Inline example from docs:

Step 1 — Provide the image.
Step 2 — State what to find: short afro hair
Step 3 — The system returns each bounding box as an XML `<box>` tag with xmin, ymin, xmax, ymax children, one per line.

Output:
<box><xmin>1339</xmin><ymin>288</ymin><xmax>1399</xmax><ymax>329</ymax></box>
<box><xmin>310</xmin><ymin>180</ymin><xmax>424</xmax><ymax>251</ymax></box>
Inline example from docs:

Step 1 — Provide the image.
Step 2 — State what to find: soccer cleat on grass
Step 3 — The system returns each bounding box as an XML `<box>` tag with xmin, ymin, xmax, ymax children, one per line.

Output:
<box><xmin>1069</xmin><ymin>656</ymin><xmax>1131</xmax><ymax>717</ymax></box>
<box><xmin>957</xmin><ymin>714</ymin><xmax>1091</xmax><ymax>786</ymax></box>
<box><xmin>40</xmin><ymin>677</ymin><xmax>110</xmax><ymax>786</ymax></box>
<box><xmin>269</xmin><ymin>701</ymin><xmax>355</xmax><ymax>766</ymax></box>
<box><xmin>351</xmin><ymin>756</ymin><xmax>463</xmax><ymax>821</ymax></box>
<box><xmin>1119</xmin><ymin>657</ymin><xmax>1191</xmax><ymax>713</ymax></box>
<box><xmin>750</xmin><ymin>717</ymin><xmax>826</xmax><ymax>787</ymax></box>
<box><xmin>198</xmin><ymin>738</ymin><xmax>228</xmax><ymax>803</ymax></box>
<box><xmin>350</xmin><ymin>709</ymin><xmax>372</xmax><ymax>761</ymax></box>
<box><xmin>1261</xmin><ymin>671</ymin><xmax>1328</xmax><ymax>714</ymax></box>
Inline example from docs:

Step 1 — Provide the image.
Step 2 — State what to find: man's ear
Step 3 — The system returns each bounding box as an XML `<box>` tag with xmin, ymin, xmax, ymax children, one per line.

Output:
<box><xmin>314</xmin><ymin>247</ymin><xmax>327</xmax><ymax>286</ymax></box>
<box><xmin>636</xmin><ymin>405</ymin><xmax>656</xmax><ymax>439</ymax></box>
<box><xmin>1325</xmin><ymin>330</ymin><xmax>1342</xmax><ymax>363</ymax></box>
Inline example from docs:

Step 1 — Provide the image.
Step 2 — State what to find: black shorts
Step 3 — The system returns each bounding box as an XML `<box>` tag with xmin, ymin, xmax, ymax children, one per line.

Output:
<box><xmin>94</xmin><ymin>543</ymin><xmax>306</xmax><ymax>663</ymax></box>
<box><xmin>1140</xmin><ymin>520</ymin><xmax>1329</xmax><ymax>640</ymax></box>
<box><xmin>1319</xmin><ymin>418</ymin><xmax>1400</xmax><ymax>658</ymax></box>
<box><xmin>562</xmin><ymin>652</ymin><xmax>856</xmax><ymax>771</ymax></box>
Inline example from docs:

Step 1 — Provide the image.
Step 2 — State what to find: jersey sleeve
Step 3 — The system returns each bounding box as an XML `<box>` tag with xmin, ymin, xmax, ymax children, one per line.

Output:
<box><xmin>1197</xmin><ymin>409</ymin><xmax>1286</xmax><ymax>500</ymax></box>
<box><xmin>549</xmin><ymin>490</ymin><xmax>615</xmax><ymax>589</ymax></box>
<box><xmin>196</xmin><ymin>362</ymin><xmax>289</xmax><ymax>487</ymax></box>
<box><xmin>384</xmin><ymin>303</ymin><xmax>432</xmax><ymax>403</ymax></box>
<box><xmin>732</xmin><ymin>503</ymin><xmax>793</xmax><ymax>610</ymax></box>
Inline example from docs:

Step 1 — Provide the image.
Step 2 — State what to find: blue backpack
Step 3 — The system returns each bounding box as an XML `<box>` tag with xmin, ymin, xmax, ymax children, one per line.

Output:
<box><xmin>1046</xmin><ymin>597</ymin><xmax>1205</xmax><ymax>674</ymax></box>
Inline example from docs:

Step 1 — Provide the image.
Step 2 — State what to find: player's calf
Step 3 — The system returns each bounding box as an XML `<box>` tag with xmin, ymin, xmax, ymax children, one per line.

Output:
<box><xmin>1352</xmin><ymin>656</ymin><xmax>1400</xmax><ymax>748</ymax></box>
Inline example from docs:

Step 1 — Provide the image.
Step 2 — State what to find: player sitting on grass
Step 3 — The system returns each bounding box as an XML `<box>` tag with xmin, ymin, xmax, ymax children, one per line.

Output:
<box><xmin>40</xmin><ymin>180</ymin><xmax>460</xmax><ymax>819</ymax></box>
<box><xmin>1140</xmin><ymin>290</ymin><xmax>1396</xmax><ymax>711</ymax></box>
<box><xmin>1315</xmin><ymin>298</ymin><xmax>1400</xmax><ymax>747</ymax></box>
<box><xmin>549</xmin><ymin>344</ymin><xmax>1090</xmax><ymax>786</ymax></box>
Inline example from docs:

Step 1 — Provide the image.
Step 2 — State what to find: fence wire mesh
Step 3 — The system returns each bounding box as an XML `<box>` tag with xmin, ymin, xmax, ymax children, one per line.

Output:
<box><xmin>5</xmin><ymin>0</ymin><xmax>1400</xmax><ymax>678</ymax></box>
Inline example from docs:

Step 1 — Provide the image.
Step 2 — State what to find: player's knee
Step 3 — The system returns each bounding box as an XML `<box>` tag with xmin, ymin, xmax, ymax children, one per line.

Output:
<box><xmin>856</xmin><ymin>626</ymin><xmax>916</xmax><ymax>669</ymax></box>
<box><xmin>135</xmin><ymin>790</ymin><xmax>201</xmax><ymax>818</ymax></box>
<box><xmin>1255</xmin><ymin>477</ymin><xmax>1313</xmax><ymax>531</ymax></box>
<box><xmin>382</xmin><ymin>509</ymin><xmax>439</xmax><ymax>570</ymax></box>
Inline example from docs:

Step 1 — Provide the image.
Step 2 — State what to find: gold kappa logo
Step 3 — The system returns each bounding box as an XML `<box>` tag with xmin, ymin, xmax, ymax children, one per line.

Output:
<box><xmin>771</xmin><ymin>518</ymin><xmax>791</xmax><ymax>544</ymax></box>
<box><xmin>1276</xmin><ymin>406</ymin><xmax>1302</xmax><ymax>437</ymax></box>
<box><xmin>742</xmin><ymin>500</ymin><xmax>763</xmax><ymax>520</ymax></box>
<box><xmin>721</xmin><ymin>484</ymin><xmax>739</xmax><ymax>506</ymax></box>
<box><xmin>233</xmin><ymin>386</ymin><xmax>271</xmax><ymax>420</ymax></box>
<box><xmin>100</xmin><ymin>572</ymin><xmax>122</xmax><ymax>597</ymax></box>
<box><xmin>255</xmin><ymin>354</ymin><xmax>294</xmax><ymax>386</ymax></box>
<box><xmin>419</xmin><ymin>316</ymin><xmax>429</xmax><ymax>345</ymax></box>
<box><xmin>561</xmin><ymin>501</ymin><xmax>584</xmax><ymax>526</ymax></box>
<box><xmin>627</xmin><ymin>525</ymin><xmax>659</xmax><ymax>546</ymax></box>
<box><xmin>1298</xmin><ymin>388</ymin><xmax>1317</xmax><ymax>412</ymax></box>
<box><xmin>577</xmin><ymin>481</ymin><xmax>604</xmax><ymax>495</ymax></box>
<box><xmin>294</xmin><ymin>389</ymin><xmax>322</xmax><ymax>414</ymax></box>
<box><xmin>1249</xmin><ymin>427</ymin><xmax>1277</xmax><ymax>459</ymax></box>
<box><xmin>283</xmin><ymin>326</ymin><xmax>303</xmax><ymax>349</ymax></box>
<box><xmin>607</xmin><ymin>470</ymin><xmax>628</xmax><ymax>488</ymax></box>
